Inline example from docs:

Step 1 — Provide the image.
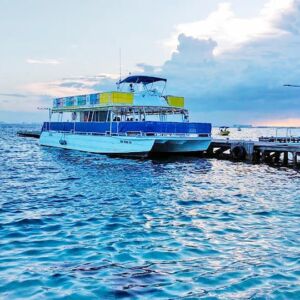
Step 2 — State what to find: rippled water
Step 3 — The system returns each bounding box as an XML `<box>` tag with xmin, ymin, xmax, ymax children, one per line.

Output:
<box><xmin>1</xmin><ymin>124</ymin><xmax>300</xmax><ymax>299</ymax></box>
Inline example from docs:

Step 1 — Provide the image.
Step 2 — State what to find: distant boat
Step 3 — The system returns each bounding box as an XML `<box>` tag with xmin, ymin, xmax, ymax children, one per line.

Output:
<box><xmin>39</xmin><ymin>75</ymin><xmax>212</xmax><ymax>157</ymax></box>
<box><xmin>219</xmin><ymin>126</ymin><xmax>230</xmax><ymax>136</ymax></box>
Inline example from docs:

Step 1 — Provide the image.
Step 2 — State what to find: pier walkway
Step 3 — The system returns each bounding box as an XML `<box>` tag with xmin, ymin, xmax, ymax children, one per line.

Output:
<box><xmin>206</xmin><ymin>138</ymin><xmax>300</xmax><ymax>168</ymax></box>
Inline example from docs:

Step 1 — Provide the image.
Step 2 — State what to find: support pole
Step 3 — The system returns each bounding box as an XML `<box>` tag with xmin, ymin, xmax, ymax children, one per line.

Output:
<box><xmin>262</xmin><ymin>151</ymin><xmax>266</xmax><ymax>163</ymax></box>
<box><xmin>49</xmin><ymin>109</ymin><xmax>52</xmax><ymax>131</ymax></box>
<box><xmin>110</xmin><ymin>110</ymin><xmax>113</xmax><ymax>135</ymax></box>
<box><xmin>245</xmin><ymin>142</ymin><xmax>254</xmax><ymax>162</ymax></box>
<box><xmin>254</xmin><ymin>150</ymin><xmax>261</xmax><ymax>163</ymax></box>
<box><xmin>274</xmin><ymin>152</ymin><xmax>280</xmax><ymax>164</ymax></box>
<box><xmin>293</xmin><ymin>152</ymin><xmax>298</xmax><ymax>168</ymax></box>
<box><xmin>283</xmin><ymin>152</ymin><xmax>288</xmax><ymax>166</ymax></box>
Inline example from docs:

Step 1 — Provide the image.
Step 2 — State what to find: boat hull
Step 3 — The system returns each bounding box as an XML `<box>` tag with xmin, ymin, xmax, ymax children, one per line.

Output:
<box><xmin>39</xmin><ymin>132</ymin><xmax>211</xmax><ymax>156</ymax></box>
<box><xmin>39</xmin><ymin>132</ymin><xmax>155</xmax><ymax>157</ymax></box>
<box><xmin>151</xmin><ymin>136</ymin><xmax>211</xmax><ymax>153</ymax></box>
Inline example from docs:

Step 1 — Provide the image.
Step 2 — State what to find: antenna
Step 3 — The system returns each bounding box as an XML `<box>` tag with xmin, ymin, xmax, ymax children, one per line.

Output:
<box><xmin>116</xmin><ymin>48</ymin><xmax>122</xmax><ymax>91</ymax></box>
<box><xmin>119</xmin><ymin>48</ymin><xmax>122</xmax><ymax>83</ymax></box>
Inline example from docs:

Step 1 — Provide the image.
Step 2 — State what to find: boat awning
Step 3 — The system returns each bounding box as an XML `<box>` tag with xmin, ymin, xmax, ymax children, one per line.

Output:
<box><xmin>119</xmin><ymin>75</ymin><xmax>167</xmax><ymax>85</ymax></box>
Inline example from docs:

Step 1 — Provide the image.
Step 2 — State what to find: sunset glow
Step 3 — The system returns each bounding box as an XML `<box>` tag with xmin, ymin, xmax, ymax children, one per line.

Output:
<box><xmin>254</xmin><ymin>118</ymin><xmax>300</xmax><ymax>127</ymax></box>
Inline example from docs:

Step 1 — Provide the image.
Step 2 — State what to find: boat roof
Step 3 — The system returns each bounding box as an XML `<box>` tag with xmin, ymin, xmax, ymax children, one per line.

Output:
<box><xmin>119</xmin><ymin>75</ymin><xmax>167</xmax><ymax>85</ymax></box>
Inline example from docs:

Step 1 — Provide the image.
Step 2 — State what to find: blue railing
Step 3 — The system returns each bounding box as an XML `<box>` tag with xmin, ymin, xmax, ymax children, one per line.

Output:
<box><xmin>42</xmin><ymin>121</ymin><xmax>211</xmax><ymax>135</ymax></box>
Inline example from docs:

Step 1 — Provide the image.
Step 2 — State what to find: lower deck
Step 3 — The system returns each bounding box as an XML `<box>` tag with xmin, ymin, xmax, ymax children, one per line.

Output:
<box><xmin>42</xmin><ymin>121</ymin><xmax>211</xmax><ymax>137</ymax></box>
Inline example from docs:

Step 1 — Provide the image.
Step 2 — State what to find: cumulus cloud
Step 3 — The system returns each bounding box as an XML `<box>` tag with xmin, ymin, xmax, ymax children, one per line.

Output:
<box><xmin>170</xmin><ymin>0</ymin><xmax>295</xmax><ymax>55</ymax></box>
<box><xmin>26</xmin><ymin>58</ymin><xmax>61</xmax><ymax>65</ymax></box>
<box><xmin>145</xmin><ymin>0</ymin><xmax>300</xmax><ymax>124</ymax></box>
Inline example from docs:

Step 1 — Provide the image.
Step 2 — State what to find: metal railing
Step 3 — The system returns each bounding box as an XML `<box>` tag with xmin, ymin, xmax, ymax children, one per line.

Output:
<box><xmin>274</xmin><ymin>127</ymin><xmax>300</xmax><ymax>143</ymax></box>
<box><xmin>43</xmin><ymin>128</ymin><xmax>210</xmax><ymax>138</ymax></box>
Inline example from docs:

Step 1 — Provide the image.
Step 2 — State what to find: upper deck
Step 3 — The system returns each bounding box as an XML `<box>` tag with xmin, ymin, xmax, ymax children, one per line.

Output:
<box><xmin>52</xmin><ymin>75</ymin><xmax>185</xmax><ymax>114</ymax></box>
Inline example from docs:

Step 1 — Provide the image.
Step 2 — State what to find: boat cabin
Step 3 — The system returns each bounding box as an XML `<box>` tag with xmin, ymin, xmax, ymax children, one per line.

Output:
<box><xmin>43</xmin><ymin>75</ymin><xmax>211</xmax><ymax>138</ymax></box>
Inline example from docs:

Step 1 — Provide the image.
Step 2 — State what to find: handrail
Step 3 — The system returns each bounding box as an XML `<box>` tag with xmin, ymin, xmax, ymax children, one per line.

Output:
<box><xmin>43</xmin><ymin>128</ymin><xmax>210</xmax><ymax>138</ymax></box>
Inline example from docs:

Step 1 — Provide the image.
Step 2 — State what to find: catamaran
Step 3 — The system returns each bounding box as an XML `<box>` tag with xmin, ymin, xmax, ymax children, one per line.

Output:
<box><xmin>39</xmin><ymin>75</ymin><xmax>212</xmax><ymax>157</ymax></box>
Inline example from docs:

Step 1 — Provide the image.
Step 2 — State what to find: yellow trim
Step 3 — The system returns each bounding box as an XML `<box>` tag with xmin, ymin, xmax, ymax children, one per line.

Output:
<box><xmin>166</xmin><ymin>96</ymin><xmax>184</xmax><ymax>108</ymax></box>
<box><xmin>100</xmin><ymin>92</ymin><xmax>134</xmax><ymax>105</ymax></box>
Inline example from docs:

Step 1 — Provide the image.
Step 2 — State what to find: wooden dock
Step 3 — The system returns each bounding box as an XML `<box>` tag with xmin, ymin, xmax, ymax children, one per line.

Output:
<box><xmin>205</xmin><ymin>138</ymin><xmax>300</xmax><ymax>168</ymax></box>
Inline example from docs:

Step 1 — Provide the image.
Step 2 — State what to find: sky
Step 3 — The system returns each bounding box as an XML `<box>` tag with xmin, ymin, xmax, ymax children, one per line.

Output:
<box><xmin>1</xmin><ymin>0</ymin><xmax>300</xmax><ymax>125</ymax></box>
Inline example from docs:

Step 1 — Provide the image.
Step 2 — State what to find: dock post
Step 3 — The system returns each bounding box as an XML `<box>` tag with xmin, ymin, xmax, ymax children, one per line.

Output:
<box><xmin>254</xmin><ymin>149</ymin><xmax>261</xmax><ymax>163</ymax></box>
<box><xmin>245</xmin><ymin>142</ymin><xmax>254</xmax><ymax>163</ymax></box>
<box><xmin>262</xmin><ymin>151</ymin><xmax>267</xmax><ymax>163</ymax></box>
<box><xmin>274</xmin><ymin>152</ymin><xmax>280</xmax><ymax>164</ymax></box>
<box><xmin>283</xmin><ymin>152</ymin><xmax>289</xmax><ymax>166</ymax></box>
<box><xmin>293</xmin><ymin>152</ymin><xmax>298</xmax><ymax>168</ymax></box>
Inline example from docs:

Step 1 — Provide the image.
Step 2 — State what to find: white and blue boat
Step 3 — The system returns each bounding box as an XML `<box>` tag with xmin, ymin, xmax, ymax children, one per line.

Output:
<box><xmin>40</xmin><ymin>75</ymin><xmax>212</xmax><ymax>157</ymax></box>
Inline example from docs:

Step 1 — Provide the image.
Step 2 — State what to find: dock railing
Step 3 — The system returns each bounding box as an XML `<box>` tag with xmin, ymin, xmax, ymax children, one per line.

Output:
<box><xmin>259</xmin><ymin>128</ymin><xmax>300</xmax><ymax>143</ymax></box>
<box><xmin>275</xmin><ymin>127</ymin><xmax>298</xmax><ymax>143</ymax></box>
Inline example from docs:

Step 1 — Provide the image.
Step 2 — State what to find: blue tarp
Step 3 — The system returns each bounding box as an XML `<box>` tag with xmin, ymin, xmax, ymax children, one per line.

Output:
<box><xmin>42</xmin><ymin>121</ymin><xmax>211</xmax><ymax>134</ymax></box>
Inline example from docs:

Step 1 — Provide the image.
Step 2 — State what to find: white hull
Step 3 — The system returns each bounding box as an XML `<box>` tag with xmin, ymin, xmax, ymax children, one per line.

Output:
<box><xmin>151</xmin><ymin>136</ymin><xmax>211</xmax><ymax>153</ymax></box>
<box><xmin>39</xmin><ymin>132</ymin><xmax>211</xmax><ymax>156</ymax></box>
<box><xmin>39</xmin><ymin>132</ymin><xmax>155</xmax><ymax>156</ymax></box>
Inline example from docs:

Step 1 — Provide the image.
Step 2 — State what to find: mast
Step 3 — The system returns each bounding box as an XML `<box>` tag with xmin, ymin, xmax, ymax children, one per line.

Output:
<box><xmin>119</xmin><ymin>48</ymin><xmax>122</xmax><ymax>83</ymax></box>
<box><xmin>117</xmin><ymin>48</ymin><xmax>122</xmax><ymax>91</ymax></box>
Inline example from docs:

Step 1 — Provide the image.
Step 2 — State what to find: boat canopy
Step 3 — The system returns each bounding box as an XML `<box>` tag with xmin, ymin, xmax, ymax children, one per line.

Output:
<box><xmin>119</xmin><ymin>75</ymin><xmax>167</xmax><ymax>85</ymax></box>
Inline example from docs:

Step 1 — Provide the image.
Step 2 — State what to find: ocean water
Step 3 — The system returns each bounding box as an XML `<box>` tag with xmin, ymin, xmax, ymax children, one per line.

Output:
<box><xmin>0</xmin><ymin>124</ymin><xmax>300</xmax><ymax>299</ymax></box>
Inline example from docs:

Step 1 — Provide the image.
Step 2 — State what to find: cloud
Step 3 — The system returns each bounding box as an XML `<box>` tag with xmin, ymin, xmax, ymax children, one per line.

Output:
<box><xmin>0</xmin><ymin>93</ymin><xmax>26</xmax><ymax>98</ymax></box>
<box><xmin>169</xmin><ymin>0</ymin><xmax>295</xmax><ymax>56</ymax></box>
<box><xmin>26</xmin><ymin>58</ymin><xmax>61</xmax><ymax>65</ymax></box>
<box><xmin>24</xmin><ymin>74</ymin><xmax>118</xmax><ymax>98</ymax></box>
<box><xmin>0</xmin><ymin>94</ymin><xmax>50</xmax><ymax>113</ymax></box>
<box><xmin>0</xmin><ymin>74</ymin><xmax>118</xmax><ymax>118</ymax></box>
<box><xmin>139</xmin><ymin>0</ymin><xmax>300</xmax><ymax>124</ymax></box>
<box><xmin>136</xmin><ymin>63</ymin><xmax>162</xmax><ymax>73</ymax></box>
